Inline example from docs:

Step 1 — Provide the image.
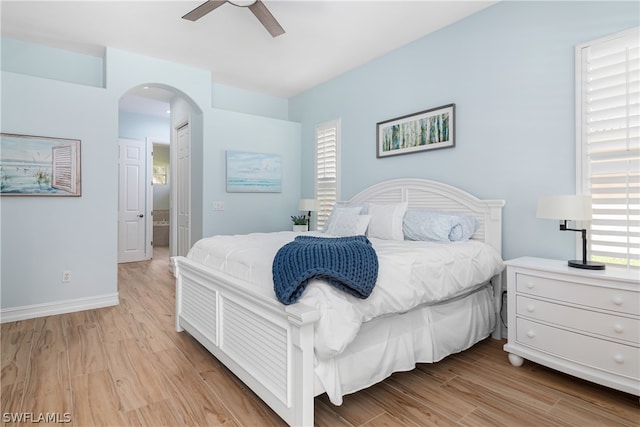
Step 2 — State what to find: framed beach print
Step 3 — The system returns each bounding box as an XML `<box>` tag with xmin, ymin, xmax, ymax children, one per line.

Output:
<box><xmin>1</xmin><ymin>133</ymin><xmax>81</xmax><ymax>196</ymax></box>
<box><xmin>226</xmin><ymin>150</ymin><xmax>282</xmax><ymax>193</ymax></box>
<box><xmin>376</xmin><ymin>103</ymin><xmax>455</xmax><ymax>158</ymax></box>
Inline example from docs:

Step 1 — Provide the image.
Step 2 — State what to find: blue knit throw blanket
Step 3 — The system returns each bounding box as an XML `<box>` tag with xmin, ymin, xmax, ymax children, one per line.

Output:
<box><xmin>272</xmin><ymin>235</ymin><xmax>379</xmax><ymax>305</ymax></box>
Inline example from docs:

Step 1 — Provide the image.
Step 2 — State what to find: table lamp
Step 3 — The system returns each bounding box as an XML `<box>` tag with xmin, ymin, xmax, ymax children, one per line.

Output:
<box><xmin>536</xmin><ymin>195</ymin><xmax>605</xmax><ymax>270</ymax></box>
<box><xmin>298</xmin><ymin>199</ymin><xmax>319</xmax><ymax>231</ymax></box>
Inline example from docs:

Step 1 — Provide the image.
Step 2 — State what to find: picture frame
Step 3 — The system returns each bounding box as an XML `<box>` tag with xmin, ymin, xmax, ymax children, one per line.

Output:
<box><xmin>226</xmin><ymin>150</ymin><xmax>282</xmax><ymax>193</ymax></box>
<box><xmin>376</xmin><ymin>103</ymin><xmax>455</xmax><ymax>158</ymax></box>
<box><xmin>1</xmin><ymin>133</ymin><xmax>81</xmax><ymax>196</ymax></box>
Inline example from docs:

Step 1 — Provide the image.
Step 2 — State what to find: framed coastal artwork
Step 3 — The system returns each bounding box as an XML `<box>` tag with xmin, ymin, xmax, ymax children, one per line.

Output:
<box><xmin>226</xmin><ymin>150</ymin><xmax>282</xmax><ymax>193</ymax></box>
<box><xmin>0</xmin><ymin>133</ymin><xmax>81</xmax><ymax>196</ymax></box>
<box><xmin>376</xmin><ymin>103</ymin><xmax>455</xmax><ymax>158</ymax></box>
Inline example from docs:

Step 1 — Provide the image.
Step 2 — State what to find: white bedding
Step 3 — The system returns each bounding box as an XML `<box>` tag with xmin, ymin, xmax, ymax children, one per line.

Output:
<box><xmin>315</xmin><ymin>284</ymin><xmax>496</xmax><ymax>404</ymax></box>
<box><xmin>187</xmin><ymin>231</ymin><xmax>504</xmax><ymax>360</ymax></box>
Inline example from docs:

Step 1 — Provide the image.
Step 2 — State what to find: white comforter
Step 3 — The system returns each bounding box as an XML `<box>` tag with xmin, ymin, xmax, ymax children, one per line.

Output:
<box><xmin>187</xmin><ymin>231</ymin><xmax>504</xmax><ymax>360</ymax></box>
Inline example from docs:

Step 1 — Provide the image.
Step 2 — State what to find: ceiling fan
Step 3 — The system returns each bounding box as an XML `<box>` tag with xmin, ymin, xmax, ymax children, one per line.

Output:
<box><xmin>182</xmin><ymin>0</ymin><xmax>285</xmax><ymax>38</ymax></box>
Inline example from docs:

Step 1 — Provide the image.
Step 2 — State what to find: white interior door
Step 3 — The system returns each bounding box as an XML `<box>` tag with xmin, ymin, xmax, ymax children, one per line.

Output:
<box><xmin>176</xmin><ymin>123</ymin><xmax>191</xmax><ymax>257</ymax></box>
<box><xmin>118</xmin><ymin>138</ymin><xmax>151</xmax><ymax>263</ymax></box>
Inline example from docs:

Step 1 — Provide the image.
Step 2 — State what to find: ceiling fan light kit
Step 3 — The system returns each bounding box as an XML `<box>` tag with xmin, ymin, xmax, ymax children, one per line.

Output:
<box><xmin>228</xmin><ymin>0</ymin><xmax>257</xmax><ymax>6</ymax></box>
<box><xmin>182</xmin><ymin>0</ymin><xmax>285</xmax><ymax>38</ymax></box>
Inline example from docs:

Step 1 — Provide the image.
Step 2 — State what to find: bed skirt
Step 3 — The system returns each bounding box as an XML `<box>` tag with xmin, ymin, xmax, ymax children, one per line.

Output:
<box><xmin>313</xmin><ymin>284</ymin><xmax>496</xmax><ymax>403</ymax></box>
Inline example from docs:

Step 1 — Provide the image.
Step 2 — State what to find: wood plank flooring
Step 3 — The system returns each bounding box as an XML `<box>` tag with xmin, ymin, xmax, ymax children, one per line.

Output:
<box><xmin>1</xmin><ymin>246</ymin><xmax>638</xmax><ymax>426</ymax></box>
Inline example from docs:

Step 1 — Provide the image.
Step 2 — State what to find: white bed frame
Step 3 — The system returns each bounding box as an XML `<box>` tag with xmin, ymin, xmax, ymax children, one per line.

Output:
<box><xmin>173</xmin><ymin>178</ymin><xmax>505</xmax><ymax>426</ymax></box>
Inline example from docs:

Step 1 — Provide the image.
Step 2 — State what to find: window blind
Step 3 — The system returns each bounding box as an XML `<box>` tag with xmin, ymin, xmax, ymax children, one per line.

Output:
<box><xmin>52</xmin><ymin>143</ymin><xmax>77</xmax><ymax>193</ymax></box>
<box><xmin>577</xmin><ymin>27</ymin><xmax>639</xmax><ymax>268</ymax></box>
<box><xmin>315</xmin><ymin>119</ymin><xmax>340</xmax><ymax>230</ymax></box>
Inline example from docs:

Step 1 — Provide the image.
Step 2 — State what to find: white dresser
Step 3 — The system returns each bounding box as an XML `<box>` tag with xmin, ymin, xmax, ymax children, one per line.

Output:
<box><xmin>503</xmin><ymin>257</ymin><xmax>639</xmax><ymax>397</ymax></box>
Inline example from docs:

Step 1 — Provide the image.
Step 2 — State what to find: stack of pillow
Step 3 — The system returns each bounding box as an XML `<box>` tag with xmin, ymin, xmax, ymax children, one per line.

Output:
<box><xmin>323</xmin><ymin>202</ymin><xmax>477</xmax><ymax>242</ymax></box>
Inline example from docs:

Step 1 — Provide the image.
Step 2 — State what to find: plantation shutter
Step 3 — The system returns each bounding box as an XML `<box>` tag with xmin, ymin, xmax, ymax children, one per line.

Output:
<box><xmin>51</xmin><ymin>143</ymin><xmax>77</xmax><ymax>194</ymax></box>
<box><xmin>315</xmin><ymin>119</ymin><xmax>340</xmax><ymax>230</ymax></box>
<box><xmin>577</xmin><ymin>27</ymin><xmax>639</xmax><ymax>268</ymax></box>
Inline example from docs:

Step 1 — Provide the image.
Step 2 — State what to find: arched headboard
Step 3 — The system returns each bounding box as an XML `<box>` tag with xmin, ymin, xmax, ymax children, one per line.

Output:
<box><xmin>345</xmin><ymin>178</ymin><xmax>505</xmax><ymax>254</ymax></box>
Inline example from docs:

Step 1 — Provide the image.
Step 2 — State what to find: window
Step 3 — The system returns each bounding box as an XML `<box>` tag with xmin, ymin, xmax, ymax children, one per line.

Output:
<box><xmin>153</xmin><ymin>165</ymin><xmax>168</xmax><ymax>185</ymax></box>
<box><xmin>315</xmin><ymin>119</ymin><xmax>340</xmax><ymax>230</ymax></box>
<box><xmin>576</xmin><ymin>27</ymin><xmax>639</xmax><ymax>268</ymax></box>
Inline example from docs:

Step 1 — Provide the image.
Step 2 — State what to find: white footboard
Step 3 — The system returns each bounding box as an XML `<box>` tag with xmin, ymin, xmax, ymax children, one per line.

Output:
<box><xmin>173</xmin><ymin>256</ymin><xmax>320</xmax><ymax>427</ymax></box>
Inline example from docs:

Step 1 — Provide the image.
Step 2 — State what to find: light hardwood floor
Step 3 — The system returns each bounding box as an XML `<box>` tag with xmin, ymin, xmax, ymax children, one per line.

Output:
<box><xmin>1</xmin><ymin>247</ymin><xmax>638</xmax><ymax>426</ymax></box>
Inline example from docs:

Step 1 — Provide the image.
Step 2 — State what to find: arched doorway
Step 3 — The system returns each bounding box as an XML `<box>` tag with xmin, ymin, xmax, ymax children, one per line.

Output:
<box><xmin>117</xmin><ymin>84</ymin><xmax>201</xmax><ymax>266</ymax></box>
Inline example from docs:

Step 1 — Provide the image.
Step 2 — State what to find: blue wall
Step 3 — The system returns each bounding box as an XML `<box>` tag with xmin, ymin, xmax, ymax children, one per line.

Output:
<box><xmin>1</xmin><ymin>1</ymin><xmax>637</xmax><ymax>317</ymax></box>
<box><xmin>203</xmin><ymin>109</ymin><xmax>301</xmax><ymax>236</ymax></box>
<box><xmin>212</xmin><ymin>83</ymin><xmax>289</xmax><ymax>120</ymax></box>
<box><xmin>1</xmin><ymin>72</ymin><xmax>117</xmax><ymax>310</ymax></box>
<box><xmin>118</xmin><ymin>111</ymin><xmax>170</xmax><ymax>141</ymax></box>
<box><xmin>289</xmin><ymin>1</ymin><xmax>639</xmax><ymax>262</ymax></box>
<box><xmin>1</xmin><ymin>37</ymin><xmax>104</xmax><ymax>87</ymax></box>
<box><xmin>1</xmin><ymin>44</ymin><xmax>300</xmax><ymax>316</ymax></box>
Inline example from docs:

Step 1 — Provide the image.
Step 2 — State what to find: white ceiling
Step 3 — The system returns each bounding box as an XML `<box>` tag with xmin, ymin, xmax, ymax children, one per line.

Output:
<box><xmin>2</xmin><ymin>0</ymin><xmax>497</xmax><ymax>114</ymax></box>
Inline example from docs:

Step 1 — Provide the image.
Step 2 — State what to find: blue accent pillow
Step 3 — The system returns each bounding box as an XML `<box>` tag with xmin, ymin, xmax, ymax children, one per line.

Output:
<box><xmin>403</xmin><ymin>210</ymin><xmax>478</xmax><ymax>242</ymax></box>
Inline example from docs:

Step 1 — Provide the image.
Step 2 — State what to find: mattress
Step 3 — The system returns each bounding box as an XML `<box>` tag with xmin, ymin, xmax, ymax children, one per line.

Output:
<box><xmin>187</xmin><ymin>231</ymin><xmax>504</xmax><ymax>359</ymax></box>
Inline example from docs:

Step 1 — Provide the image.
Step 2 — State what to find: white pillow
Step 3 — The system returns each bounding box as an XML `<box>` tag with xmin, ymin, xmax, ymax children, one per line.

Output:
<box><xmin>403</xmin><ymin>210</ymin><xmax>478</xmax><ymax>242</ymax></box>
<box><xmin>326</xmin><ymin>213</ymin><xmax>372</xmax><ymax>237</ymax></box>
<box><xmin>366</xmin><ymin>203</ymin><xmax>408</xmax><ymax>240</ymax></box>
<box><xmin>322</xmin><ymin>205</ymin><xmax>363</xmax><ymax>233</ymax></box>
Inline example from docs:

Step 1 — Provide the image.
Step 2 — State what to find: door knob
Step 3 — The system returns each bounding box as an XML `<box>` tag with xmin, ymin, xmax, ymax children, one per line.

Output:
<box><xmin>138</xmin><ymin>214</ymin><xmax>144</xmax><ymax>218</ymax></box>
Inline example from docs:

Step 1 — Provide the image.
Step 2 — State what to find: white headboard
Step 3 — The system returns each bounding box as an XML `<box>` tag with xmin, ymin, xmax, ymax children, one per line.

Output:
<box><xmin>345</xmin><ymin>178</ymin><xmax>505</xmax><ymax>255</ymax></box>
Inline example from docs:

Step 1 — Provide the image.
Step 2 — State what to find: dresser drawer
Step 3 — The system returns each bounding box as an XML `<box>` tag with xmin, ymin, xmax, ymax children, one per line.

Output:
<box><xmin>516</xmin><ymin>318</ymin><xmax>639</xmax><ymax>380</ymax></box>
<box><xmin>516</xmin><ymin>295</ymin><xmax>640</xmax><ymax>344</ymax></box>
<box><xmin>515</xmin><ymin>273</ymin><xmax>640</xmax><ymax>316</ymax></box>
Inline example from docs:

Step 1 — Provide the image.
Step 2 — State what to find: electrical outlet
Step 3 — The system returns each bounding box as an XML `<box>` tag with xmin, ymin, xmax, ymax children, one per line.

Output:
<box><xmin>62</xmin><ymin>271</ymin><xmax>72</xmax><ymax>283</ymax></box>
<box><xmin>213</xmin><ymin>201</ymin><xmax>225</xmax><ymax>211</ymax></box>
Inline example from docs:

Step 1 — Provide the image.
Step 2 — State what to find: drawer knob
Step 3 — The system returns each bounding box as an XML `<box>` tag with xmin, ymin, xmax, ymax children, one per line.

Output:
<box><xmin>526</xmin><ymin>330</ymin><xmax>536</xmax><ymax>339</ymax></box>
<box><xmin>526</xmin><ymin>281</ymin><xmax>535</xmax><ymax>289</ymax></box>
<box><xmin>526</xmin><ymin>304</ymin><xmax>535</xmax><ymax>313</ymax></box>
<box><xmin>614</xmin><ymin>324</ymin><xmax>624</xmax><ymax>334</ymax></box>
<box><xmin>612</xmin><ymin>296</ymin><xmax>623</xmax><ymax>306</ymax></box>
<box><xmin>614</xmin><ymin>354</ymin><xmax>624</xmax><ymax>364</ymax></box>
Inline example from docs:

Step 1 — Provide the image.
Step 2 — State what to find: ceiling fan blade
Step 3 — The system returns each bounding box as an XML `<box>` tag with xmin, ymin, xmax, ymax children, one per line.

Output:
<box><xmin>248</xmin><ymin>1</ymin><xmax>285</xmax><ymax>37</ymax></box>
<box><xmin>182</xmin><ymin>0</ymin><xmax>227</xmax><ymax>21</ymax></box>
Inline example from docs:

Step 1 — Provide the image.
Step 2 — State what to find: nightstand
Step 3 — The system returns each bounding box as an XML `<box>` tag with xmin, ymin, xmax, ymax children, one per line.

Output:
<box><xmin>503</xmin><ymin>257</ymin><xmax>639</xmax><ymax>397</ymax></box>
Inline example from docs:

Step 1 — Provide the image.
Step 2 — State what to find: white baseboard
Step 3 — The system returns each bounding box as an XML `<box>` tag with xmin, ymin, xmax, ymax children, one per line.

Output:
<box><xmin>0</xmin><ymin>293</ymin><xmax>119</xmax><ymax>323</ymax></box>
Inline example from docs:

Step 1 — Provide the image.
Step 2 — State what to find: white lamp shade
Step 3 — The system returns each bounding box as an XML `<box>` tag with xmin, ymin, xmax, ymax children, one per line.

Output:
<box><xmin>536</xmin><ymin>195</ymin><xmax>592</xmax><ymax>221</ymax></box>
<box><xmin>298</xmin><ymin>199</ymin><xmax>319</xmax><ymax>211</ymax></box>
